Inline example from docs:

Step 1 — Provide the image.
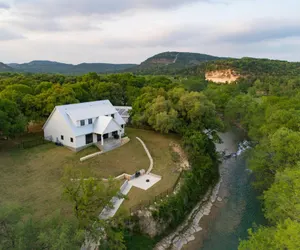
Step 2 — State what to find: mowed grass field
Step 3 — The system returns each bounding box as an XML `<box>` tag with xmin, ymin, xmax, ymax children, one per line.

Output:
<box><xmin>121</xmin><ymin>129</ymin><xmax>181</xmax><ymax>212</ymax></box>
<box><xmin>0</xmin><ymin>128</ymin><xmax>180</xmax><ymax>218</ymax></box>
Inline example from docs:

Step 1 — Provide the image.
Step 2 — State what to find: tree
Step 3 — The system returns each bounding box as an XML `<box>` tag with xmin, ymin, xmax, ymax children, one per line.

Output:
<box><xmin>0</xmin><ymin>204</ymin><xmax>24</xmax><ymax>249</ymax></box>
<box><xmin>62</xmin><ymin>168</ymin><xmax>120</xmax><ymax>227</ymax></box>
<box><xmin>250</xmin><ymin>128</ymin><xmax>300</xmax><ymax>190</ymax></box>
<box><xmin>239</xmin><ymin>219</ymin><xmax>300</xmax><ymax>250</ymax></box>
<box><xmin>0</xmin><ymin>204</ymin><xmax>83</xmax><ymax>250</ymax></box>
<box><xmin>62</xmin><ymin>168</ymin><xmax>126</xmax><ymax>250</ymax></box>
<box><xmin>263</xmin><ymin>167</ymin><xmax>300</xmax><ymax>224</ymax></box>
<box><xmin>35</xmin><ymin>84</ymin><xmax>79</xmax><ymax>117</ymax></box>
<box><xmin>225</xmin><ymin>94</ymin><xmax>260</xmax><ymax>132</ymax></box>
<box><xmin>37</xmin><ymin>212</ymin><xmax>84</xmax><ymax>250</ymax></box>
<box><xmin>90</xmin><ymin>82</ymin><xmax>122</xmax><ymax>105</ymax></box>
<box><xmin>0</xmin><ymin>98</ymin><xmax>27</xmax><ymax>137</ymax></box>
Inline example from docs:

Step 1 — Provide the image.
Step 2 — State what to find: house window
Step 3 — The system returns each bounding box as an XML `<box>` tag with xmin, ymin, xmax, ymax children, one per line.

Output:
<box><xmin>88</xmin><ymin>118</ymin><xmax>92</xmax><ymax>124</ymax></box>
<box><xmin>111</xmin><ymin>114</ymin><xmax>115</xmax><ymax>119</ymax></box>
<box><xmin>61</xmin><ymin>135</ymin><xmax>64</xmax><ymax>140</ymax></box>
<box><xmin>121</xmin><ymin>124</ymin><xmax>124</xmax><ymax>128</ymax></box>
<box><xmin>70</xmin><ymin>137</ymin><xmax>73</xmax><ymax>143</ymax></box>
<box><xmin>80</xmin><ymin>120</ymin><xmax>85</xmax><ymax>126</ymax></box>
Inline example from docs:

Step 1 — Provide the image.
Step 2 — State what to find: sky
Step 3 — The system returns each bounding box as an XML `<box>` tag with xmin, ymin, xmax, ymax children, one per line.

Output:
<box><xmin>0</xmin><ymin>0</ymin><xmax>299</xmax><ymax>64</ymax></box>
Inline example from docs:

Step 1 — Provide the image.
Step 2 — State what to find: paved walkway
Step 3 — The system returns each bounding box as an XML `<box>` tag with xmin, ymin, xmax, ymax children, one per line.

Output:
<box><xmin>98</xmin><ymin>136</ymin><xmax>156</xmax><ymax>219</ymax></box>
<box><xmin>99</xmin><ymin>180</ymin><xmax>132</xmax><ymax>219</ymax></box>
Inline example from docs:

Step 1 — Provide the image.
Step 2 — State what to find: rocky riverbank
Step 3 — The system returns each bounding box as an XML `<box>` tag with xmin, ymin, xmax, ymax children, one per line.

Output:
<box><xmin>154</xmin><ymin>132</ymin><xmax>249</xmax><ymax>250</ymax></box>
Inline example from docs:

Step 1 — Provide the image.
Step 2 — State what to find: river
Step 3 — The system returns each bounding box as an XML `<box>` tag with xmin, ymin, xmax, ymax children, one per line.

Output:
<box><xmin>184</xmin><ymin>129</ymin><xmax>266</xmax><ymax>250</ymax></box>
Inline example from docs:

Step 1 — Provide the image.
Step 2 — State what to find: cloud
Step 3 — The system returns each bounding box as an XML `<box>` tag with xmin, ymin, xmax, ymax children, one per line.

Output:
<box><xmin>102</xmin><ymin>25</ymin><xmax>212</xmax><ymax>49</ymax></box>
<box><xmin>0</xmin><ymin>29</ymin><xmax>24</xmax><ymax>41</ymax></box>
<box><xmin>14</xmin><ymin>0</ymin><xmax>213</xmax><ymax>17</ymax></box>
<box><xmin>219</xmin><ymin>20</ymin><xmax>300</xmax><ymax>43</ymax></box>
<box><xmin>0</xmin><ymin>2</ymin><xmax>9</xmax><ymax>9</ymax></box>
<box><xmin>7</xmin><ymin>0</ymin><xmax>237</xmax><ymax>32</ymax></box>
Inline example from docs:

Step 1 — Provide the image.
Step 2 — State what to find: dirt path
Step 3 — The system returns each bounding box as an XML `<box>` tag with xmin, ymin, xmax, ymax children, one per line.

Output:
<box><xmin>173</xmin><ymin>53</ymin><xmax>180</xmax><ymax>63</ymax></box>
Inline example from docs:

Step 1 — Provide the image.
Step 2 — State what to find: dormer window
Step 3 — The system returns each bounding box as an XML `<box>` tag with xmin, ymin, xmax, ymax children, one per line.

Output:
<box><xmin>80</xmin><ymin>120</ymin><xmax>85</xmax><ymax>126</ymax></box>
<box><xmin>88</xmin><ymin>118</ymin><xmax>93</xmax><ymax>124</ymax></box>
<box><xmin>111</xmin><ymin>114</ymin><xmax>115</xmax><ymax>119</ymax></box>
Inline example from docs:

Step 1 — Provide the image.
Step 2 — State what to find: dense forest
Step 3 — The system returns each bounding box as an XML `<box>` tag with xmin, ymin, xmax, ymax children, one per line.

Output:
<box><xmin>0</xmin><ymin>71</ymin><xmax>222</xmax><ymax>249</ymax></box>
<box><xmin>202</xmin><ymin>75</ymin><xmax>300</xmax><ymax>248</ymax></box>
<box><xmin>179</xmin><ymin>57</ymin><xmax>300</xmax><ymax>77</ymax></box>
<box><xmin>6</xmin><ymin>61</ymin><xmax>137</xmax><ymax>74</ymax></box>
<box><xmin>1</xmin><ymin>55</ymin><xmax>300</xmax><ymax>249</ymax></box>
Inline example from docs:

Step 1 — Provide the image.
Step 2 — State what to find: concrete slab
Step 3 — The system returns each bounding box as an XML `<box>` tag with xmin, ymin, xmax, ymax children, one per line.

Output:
<box><xmin>128</xmin><ymin>173</ymin><xmax>161</xmax><ymax>190</ymax></box>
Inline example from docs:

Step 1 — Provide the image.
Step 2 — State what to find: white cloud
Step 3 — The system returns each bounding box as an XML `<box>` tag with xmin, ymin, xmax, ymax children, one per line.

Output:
<box><xmin>0</xmin><ymin>0</ymin><xmax>299</xmax><ymax>63</ymax></box>
<box><xmin>0</xmin><ymin>28</ymin><xmax>24</xmax><ymax>40</ymax></box>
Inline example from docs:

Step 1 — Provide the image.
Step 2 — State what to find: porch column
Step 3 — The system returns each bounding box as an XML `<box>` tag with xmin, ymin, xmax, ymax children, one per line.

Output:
<box><xmin>118</xmin><ymin>130</ymin><xmax>121</xmax><ymax>143</ymax></box>
<box><xmin>101</xmin><ymin>134</ymin><xmax>104</xmax><ymax>146</ymax></box>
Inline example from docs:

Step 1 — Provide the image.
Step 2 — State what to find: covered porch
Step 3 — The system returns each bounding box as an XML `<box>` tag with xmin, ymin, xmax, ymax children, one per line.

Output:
<box><xmin>93</xmin><ymin>115</ymin><xmax>123</xmax><ymax>146</ymax></box>
<box><xmin>96</xmin><ymin>135</ymin><xmax>122</xmax><ymax>152</ymax></box>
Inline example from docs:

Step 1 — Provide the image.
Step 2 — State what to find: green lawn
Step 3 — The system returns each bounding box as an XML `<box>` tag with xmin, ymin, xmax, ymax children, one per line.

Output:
<box><xmin>0</xmin><ymin>128</ymin><xmax>181</xmax><ymax>218</ymax></box>
<box><xmin>121</xmin><ymin>128</ymin><xmax>181</xmax><ymax>213</ymax></box>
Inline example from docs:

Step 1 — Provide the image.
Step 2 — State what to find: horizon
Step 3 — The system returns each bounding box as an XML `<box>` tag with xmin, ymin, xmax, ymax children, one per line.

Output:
<box><xmin>0</xmin><ymin>0</ymin><xmax>299</xmax><ymax>64</ymax></box>
<box><xmin>3</xmin><ymin>51</ymin><xmax>300</xmax><ymax>65</ymax></box>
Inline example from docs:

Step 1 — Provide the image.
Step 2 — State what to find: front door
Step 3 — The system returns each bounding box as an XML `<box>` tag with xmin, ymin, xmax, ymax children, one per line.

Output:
<box><xmin>97</xmin><ymin>134</ymin><xmax>102</xmax><ymax>142</ymax></box>
<box><xmin>85</xmin><ymin>133</ymin><xmax>93</xmax><ymax>144</ymax></box>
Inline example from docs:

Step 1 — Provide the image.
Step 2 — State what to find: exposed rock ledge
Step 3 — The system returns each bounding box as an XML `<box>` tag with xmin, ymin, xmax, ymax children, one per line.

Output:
<box><xmin>154</xmin><ymin>179</ymin><xmax>222</xmax><ymax>250</ymax></box>
<box><xmin>205</xmin><ymin>69</ymin><xmax>240</xmax><ymax>83</ymax></box>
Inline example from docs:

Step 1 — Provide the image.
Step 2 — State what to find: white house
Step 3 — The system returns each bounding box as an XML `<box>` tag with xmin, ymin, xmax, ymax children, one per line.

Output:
<box><xmin>43</xmin><ymin>100</ymin><xmax>126</xmax><ymax>152</ymax></box>
<box><xmin>115</xmin><ymin>106</ymin><xmax>132</xmax><ymax>124</ymax></box>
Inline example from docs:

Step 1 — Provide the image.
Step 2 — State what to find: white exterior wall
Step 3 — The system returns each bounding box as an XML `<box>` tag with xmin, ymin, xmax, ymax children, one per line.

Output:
<box><xmin>103</xmin><ymin>120</ymin><xmax>120</xmax><ymax>135</ymax></box>
<box><xmin>121</xmin><ymin>126</ymin><xmax>125</xmax><ymax>136</ymax></box>
<box><xmin>44</xmin><ymin>109</ymin><xmax>76</xmax><ymax>148</ymax></box>
<box><xmin>76</xmin><ymin>135</ymin><xmax>87</xmax><ymax>149</ymax></box>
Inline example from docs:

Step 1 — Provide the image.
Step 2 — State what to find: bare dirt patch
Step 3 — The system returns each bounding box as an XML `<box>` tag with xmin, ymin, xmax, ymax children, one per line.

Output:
<box><xmin>205</xmin><ymin>69</ymin><xmax>240</xmax><ymax>83</ymax></box>
<box><xmin>170</xmin><ymin>142</ymin><xmax>190</xmax><ymax>171</ymax></box>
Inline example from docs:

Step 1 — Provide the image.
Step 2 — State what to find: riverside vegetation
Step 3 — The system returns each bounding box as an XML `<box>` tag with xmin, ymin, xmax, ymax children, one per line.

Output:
<box><xmin>0</xmin><ymin>72</ymin><xmax>222</xmax><ymax>249</ymax></box>
<box><xmin>1</xmin><ymin>55</ymin><xmax>300</xmax><ymax>249</ymax></box>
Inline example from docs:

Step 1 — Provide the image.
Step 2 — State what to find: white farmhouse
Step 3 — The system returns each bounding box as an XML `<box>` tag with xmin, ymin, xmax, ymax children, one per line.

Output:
<box><xmin>115</xmin><ymin>106</ymin><xmax>132</xmax><ymax>123</ymax></box>
<box><xmin>43</xmin><ymin>100</ymin><xmax>126</xmax><ymax>151</ymax></box>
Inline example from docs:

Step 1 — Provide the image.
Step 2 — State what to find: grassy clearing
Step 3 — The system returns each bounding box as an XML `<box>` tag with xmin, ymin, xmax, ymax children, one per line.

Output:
<box><xmin>0</xmin><ymin>128</ymin><xmax>181</xmax><ymax>218</ymax></box>
<box><xmin>73</xmin><ymin>133</ymin><xmax>149</xmax><ymax>178</ymax></box>
<box><xmin>121</xmin><ymin>128</ymin><xmax>181</xmax><ymax>213</ymax></box>
<box><xmin>0</xmin><ymin>143</ymin><xmax>73</xmax><ymax>218</ymax></box>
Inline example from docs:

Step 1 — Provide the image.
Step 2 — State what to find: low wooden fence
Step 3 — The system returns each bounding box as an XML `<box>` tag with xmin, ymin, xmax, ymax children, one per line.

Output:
<box><xmin>19</xmin><ymin>137</ymin><xmax>51</xmax><ymax>149</ymax></box>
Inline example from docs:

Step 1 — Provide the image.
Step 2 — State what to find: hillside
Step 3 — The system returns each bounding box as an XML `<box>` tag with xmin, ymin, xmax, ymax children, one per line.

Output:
<box><xmin>71</xmin><ymin>63</ymin><xmax>137</xmax><ymax>74</ymax></box>
<box><xmin>0</xmin><ymin>62</ymin><xmax>13</xmax><ymax>72</ymax></box>
<box><xmin>126</xmin><ymin>51</ymin><xmax>225</xmax><ymax>75</ymax></box>
<box><xmin>204</xmin><ymin>57</ymin><xmax>300</xmax><ymax>76</ymax></box>
<box><xmin>8</xmin><ymin>61</ymin><xmax>137</xmax><ymax>74</ymax></box>
<box><xmin>179</xmin><ymin>57</ymin><xmax>300</xmax><ymax>81</ymax></box>
<box><xmin>8</xmin><ymin>61</ymin><xmax>73</xmax><ymax>73</ymax></box>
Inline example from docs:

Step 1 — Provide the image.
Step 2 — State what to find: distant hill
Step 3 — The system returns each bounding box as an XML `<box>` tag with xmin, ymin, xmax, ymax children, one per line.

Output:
<box><xmin>0</xmin><ymin>62</ymin><xmax>13</xmax><ymax>72</ymax></box>
<box><xmin>7</xmin><ymin>61</ymin><xmax>137</xmax><ymax>74</ymax></box>
<box><xmin>71</xmin><ymin>63</ymin><xmax>137</xmax><ymax>74</ymax></box>
<box><xmin>179</xmin><ymin>57</ymin><xmax>300</xmax><ymax>77</ymax></box>
<box><xmin>8</xmin><ymin>61</ymin><xmax>73</xmax><ymax>73</ymax></box>
<box><xmin>126</xmin><ymin>51</ymin><xmax>226</xmax><ymax>74</ymax></box>
<box><xmin>4</xmin><ymin>53</ymin><xmax>300</xmax><ymax>77</ymax></box>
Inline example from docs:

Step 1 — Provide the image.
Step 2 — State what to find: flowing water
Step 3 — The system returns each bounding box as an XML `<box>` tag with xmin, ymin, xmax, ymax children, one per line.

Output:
<box><xmin>185</xmin><ymin>129</ymin><xmax>266</xmax><ymax>250</ymax></box>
